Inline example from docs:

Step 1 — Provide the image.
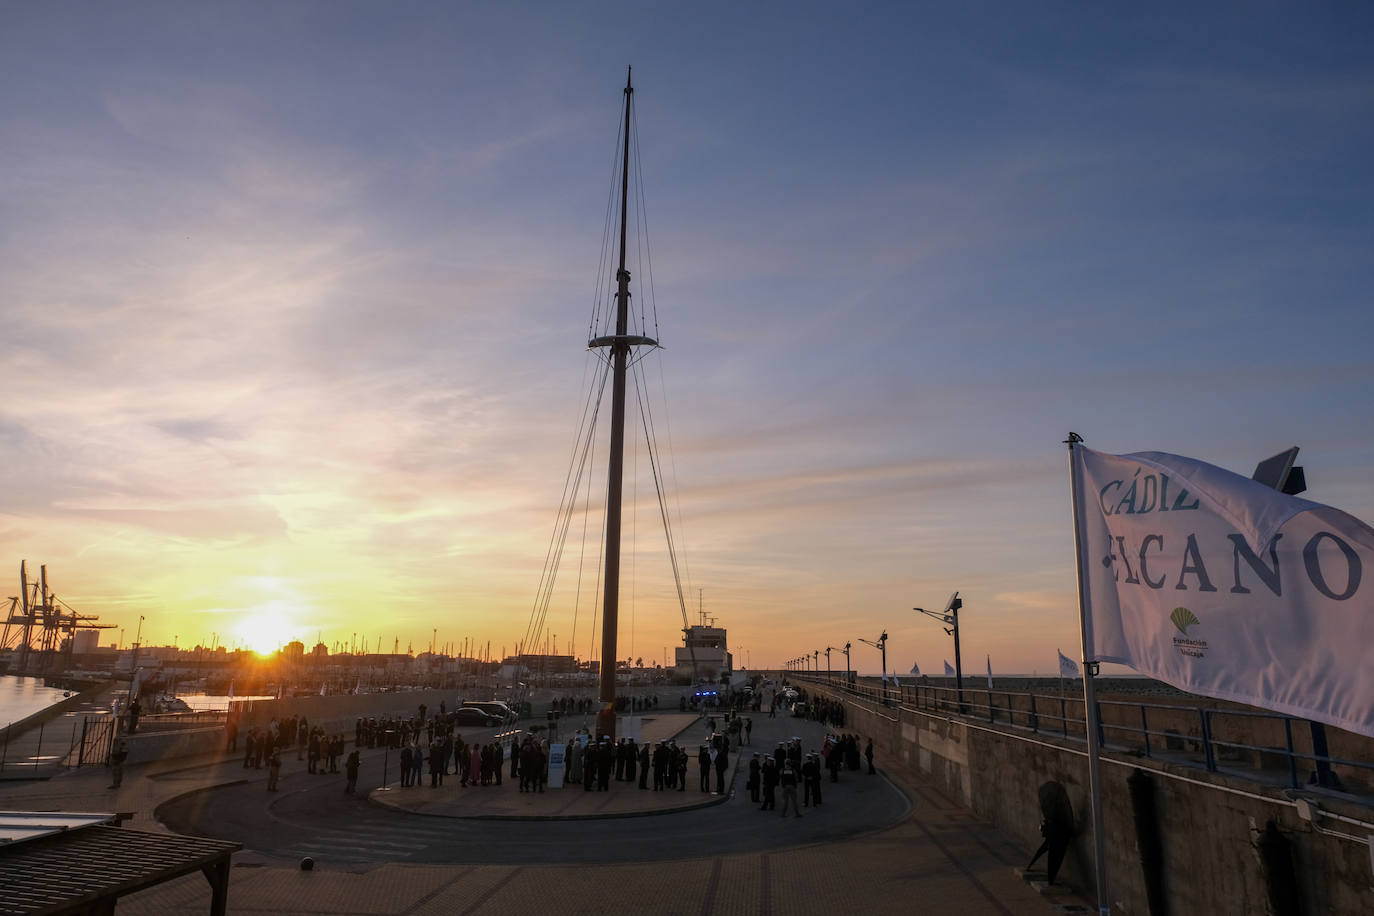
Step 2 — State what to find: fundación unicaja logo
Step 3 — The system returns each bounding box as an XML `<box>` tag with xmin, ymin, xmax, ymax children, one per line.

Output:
<box><xmin>1170</xmin><ymin>607</ymin><xmax>1207</xmax><ymax>659</ymax></box>
<box><xmin>1170</xmin><ymin>607</ymin><xmax>1199</xmax><ymax>635</ymax></box>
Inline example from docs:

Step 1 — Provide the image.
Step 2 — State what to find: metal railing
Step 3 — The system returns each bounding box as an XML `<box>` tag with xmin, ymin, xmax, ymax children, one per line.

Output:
<box><xmin>788</xmin><ymin>673</ymin><xmax>1374</xmax><ymax>794</ymax></box>
<box><xmin>135</xmin><ymin>709</ymin><xmax>228</xmax><ymax>730</ymax></box>
<box><xmin>0</xmin><ymin>714</ymin><xmax>115</xmax><ymax>772</ymax></box>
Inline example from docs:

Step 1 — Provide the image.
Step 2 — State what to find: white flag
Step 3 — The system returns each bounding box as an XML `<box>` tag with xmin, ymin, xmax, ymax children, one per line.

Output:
<box><xmin>1058</xmin><ymin>650</ymin><xmax>1080</xmax><ymax>678</ymax></box>
<box><xmin>943</xmin><ymin>660</ymin><xmax>955</xmax><ymax>677</ymax></box>
<box><xmin>1074</xmin><ymin>445</ymin><xmax>1374</xmax><ymax>738</ymax></box>
<box><xmin>986</xmin><ymin>654</ymin><xmax>994</xmax><ymax>688</ymax></box>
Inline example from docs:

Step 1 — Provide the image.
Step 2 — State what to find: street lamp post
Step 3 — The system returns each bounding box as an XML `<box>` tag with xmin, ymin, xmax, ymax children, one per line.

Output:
<box><xmin>916</xmin><ymin>592</ymin><xmax>964</xmax><ymax>712</ymax></box>
<box><xmin>857</xmin><ymin>631</ymin><xmax>888</xmax><ymax>704</ymax></box>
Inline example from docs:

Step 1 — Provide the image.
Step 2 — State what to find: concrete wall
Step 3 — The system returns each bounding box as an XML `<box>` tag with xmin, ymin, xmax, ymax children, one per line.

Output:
<box><xmin>126</xmin><ymin>726</ymin><xmax>226</xmax><ymax>766</ymax></box>
<box><xmin>808</xmin><ymin>681</ymin><xmax>1374</xmax><ymax>916</ymax></box>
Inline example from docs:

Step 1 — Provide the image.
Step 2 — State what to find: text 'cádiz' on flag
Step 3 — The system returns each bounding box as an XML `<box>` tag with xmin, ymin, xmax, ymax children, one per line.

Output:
<box><xmin>1072</xmin><ymin>445</ymin><xmax>1374</xmax><ymax>739</ymax></box>
<box><xmin>1058</xmin><ymin>650</ymin><xmax>1080</xmax><ymax>678</ymax></box>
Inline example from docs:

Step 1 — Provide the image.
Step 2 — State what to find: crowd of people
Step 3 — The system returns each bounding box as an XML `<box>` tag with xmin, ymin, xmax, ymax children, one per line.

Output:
<box><xmin>233</xmin><ymin>714</ymin><xmax>350</xmax><ymax>778</ymax></box>
<box><xmin>224</xmin><ymin>687</ymin><xmax>878</xmax><ymax>813</ymax></box>
<box><xmin>744</xmin><ymin>732</ymin><xmax>874</xmax><ymax>817</ymax></box>
<box><xmin>548</xmin><ymin>694</ymin><xmax>660</xmax><ymax>716</ymax></box>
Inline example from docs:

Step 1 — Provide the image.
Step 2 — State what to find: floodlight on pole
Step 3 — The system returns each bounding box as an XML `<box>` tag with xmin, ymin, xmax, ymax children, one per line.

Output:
<box><xmin>916</xmin><ymin>592</ymin><xmax>964</xmax><ymax>711</ymax></box>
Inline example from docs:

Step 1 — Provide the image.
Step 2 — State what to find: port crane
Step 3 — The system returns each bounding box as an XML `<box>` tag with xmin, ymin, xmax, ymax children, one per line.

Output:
<box><xmin>1</xmin><ymin>561</ymin><xmax>116</xmax><ymax>677</ymax></box>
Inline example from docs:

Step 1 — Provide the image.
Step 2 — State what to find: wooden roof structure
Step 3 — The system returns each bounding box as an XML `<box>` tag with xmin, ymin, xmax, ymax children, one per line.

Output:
<box><xmin>0</xmin><ymin>821</ymin><xmax>240</xmax><ymax>915</ymax></box>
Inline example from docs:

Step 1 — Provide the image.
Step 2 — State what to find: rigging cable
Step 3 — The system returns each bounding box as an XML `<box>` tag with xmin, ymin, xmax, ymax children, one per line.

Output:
<box><xmin>520</xmin><ymin>356</ymin><xmax>611</xmax><ymax>662</ymax></box>
<box><xmin>630</xmin><ymin>355</ymin><xmax>697</xmax><ymax>680</ymax></box>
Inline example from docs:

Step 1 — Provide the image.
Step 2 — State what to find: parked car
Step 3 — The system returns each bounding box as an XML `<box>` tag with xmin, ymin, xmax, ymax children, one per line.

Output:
<box><xmin>452</xmin><ymin>707</ymin><xmax>502</xmax><ymax>728</ymax></box>
<box><xmin>461</xmin><ymin>700</ymin><xmax>517</xmax><ymax>723</ymax></box>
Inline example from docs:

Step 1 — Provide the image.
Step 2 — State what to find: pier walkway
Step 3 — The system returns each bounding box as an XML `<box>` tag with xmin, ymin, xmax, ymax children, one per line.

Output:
<box><xmin>0</xmin><ymin>705</ymin><xmax>1092</xmax><ymax>914</ymax></box>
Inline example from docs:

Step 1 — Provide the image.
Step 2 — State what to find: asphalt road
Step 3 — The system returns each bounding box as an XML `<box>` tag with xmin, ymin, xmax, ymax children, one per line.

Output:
<box><xmin>157</xmin><ymin>710</ymin><xmax>909</xmax><ymax>869</ymax></box>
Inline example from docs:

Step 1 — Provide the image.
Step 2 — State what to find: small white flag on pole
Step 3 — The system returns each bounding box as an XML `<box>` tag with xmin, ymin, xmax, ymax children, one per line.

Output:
<box><xmin>943</xmin><ymin>660</ymin><xmax>955</xmax><ymax>677</ymax></box>
<box><xmin>1058</xmin><ymin>650</ymin><xmax>1080</xmax><ymax>678</ymax></box>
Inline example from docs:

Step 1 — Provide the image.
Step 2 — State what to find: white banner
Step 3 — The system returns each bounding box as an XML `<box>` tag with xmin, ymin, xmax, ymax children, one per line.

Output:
<box><xmin>546</xmin><ymin>741</ymin><xmax>566</xmax><ymax>789</ymax></box>
<box><xmin>1074</xmin><ymin>445</ymin><xmax>1374</xmax><ymax>738</ymax></box>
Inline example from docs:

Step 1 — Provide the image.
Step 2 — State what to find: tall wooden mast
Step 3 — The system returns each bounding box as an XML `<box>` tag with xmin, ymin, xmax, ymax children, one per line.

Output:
<box><xmin>590</xmin><ymin>67</ymin><xmax>654</xmax><ymax>741</ymax></box>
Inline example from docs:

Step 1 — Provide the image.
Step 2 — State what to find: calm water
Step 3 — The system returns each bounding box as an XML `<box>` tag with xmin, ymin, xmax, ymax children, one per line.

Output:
<box><xmin>0</xmin><ymin>675</ymin><xmax>70</xmax><ymax>727</ymax></box>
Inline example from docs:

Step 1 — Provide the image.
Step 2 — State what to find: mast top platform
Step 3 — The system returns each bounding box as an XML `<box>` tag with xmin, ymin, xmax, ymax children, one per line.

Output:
<box><xmin>588</xmin><ymin>334</ymin><xmax>658</xmax><ymax>350</ymax></box>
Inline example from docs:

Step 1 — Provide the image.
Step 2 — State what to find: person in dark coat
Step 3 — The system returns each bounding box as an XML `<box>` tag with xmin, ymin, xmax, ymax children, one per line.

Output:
<box><xmin>760</xmin><ymin>757</ymin><xmax>778</xmax><ymax>810</ymax></box>
<box><xmin>597</xmin><ymin>739</ymin><xmax>613</xmax><ymax>791</ymax></box>
<box><xmin>802</xmin><ymin>753</ymin><xmax>821</xmax><ymax>806</ymax></box>
<box><xmin>345</xmin><ymin>749</ymin><xmax>360</xmax><ymax>794</ymax></box>
<box><xmin>429</xmin><ymin>740</ymin><xmax>443</xmax><ymax>787</ymax></box>
<box><xmin>1027</xmin><ymin>781</ymin><xmax>1076</xmax><ymax>884</ymax></box>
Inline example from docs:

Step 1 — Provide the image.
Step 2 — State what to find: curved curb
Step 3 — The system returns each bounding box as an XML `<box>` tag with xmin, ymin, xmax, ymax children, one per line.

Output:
<box><xmin>151</xmin><ymin>778</ymin><xmax>251</xmax><ymax>826</ymax></box>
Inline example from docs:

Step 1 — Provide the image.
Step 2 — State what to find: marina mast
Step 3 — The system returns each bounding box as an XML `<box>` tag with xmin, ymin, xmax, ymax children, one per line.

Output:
<box><xmin>589</xmin><ymin>67</ymin><xmax>655</xmax><ymax>741</ymax></box>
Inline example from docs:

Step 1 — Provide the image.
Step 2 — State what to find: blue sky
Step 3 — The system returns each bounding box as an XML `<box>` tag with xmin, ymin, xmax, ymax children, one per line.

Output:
<box><xmin>2</xmin><ymin>3</ymin><xmax>1372</xmax><ymax>672</ymax></box>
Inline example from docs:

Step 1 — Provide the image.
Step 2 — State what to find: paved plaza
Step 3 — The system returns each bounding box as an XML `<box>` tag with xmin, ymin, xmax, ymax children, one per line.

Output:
<box><xmin>0</xmin><ymin>704</ymin><xmax>1092</xmax><ymax>914</ymax></box>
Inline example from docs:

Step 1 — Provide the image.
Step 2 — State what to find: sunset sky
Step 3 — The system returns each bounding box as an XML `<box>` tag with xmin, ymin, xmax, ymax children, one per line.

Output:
<box><xmin>3</xmin><ymin>3</ymin><xmax>1372</xmax><ymax>674</ymax></box>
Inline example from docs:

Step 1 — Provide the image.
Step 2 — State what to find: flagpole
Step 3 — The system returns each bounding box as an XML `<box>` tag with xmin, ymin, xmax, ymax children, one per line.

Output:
<box><xmin>1067</xmin><ymin>432</ymin><xmax>1111</xmax><ymax>916</ymax></box>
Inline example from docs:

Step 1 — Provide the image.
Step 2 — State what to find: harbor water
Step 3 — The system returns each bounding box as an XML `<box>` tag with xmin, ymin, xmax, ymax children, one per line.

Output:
<box><xmin>0</xmin><ymin>675</ymin><xmax>70</xmax><ymax>728</ymax></box>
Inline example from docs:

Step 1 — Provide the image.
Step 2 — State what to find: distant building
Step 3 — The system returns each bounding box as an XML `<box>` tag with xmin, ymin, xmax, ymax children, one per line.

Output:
<box><xmin>514</xmin><ymin>653</ymin><xmax>578</xmax><ymax>675</ymax></box>
<box><xmin>675</xmin><ymin>623</ymin><xmax>732</xmax><ymax>682</ymax></box>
